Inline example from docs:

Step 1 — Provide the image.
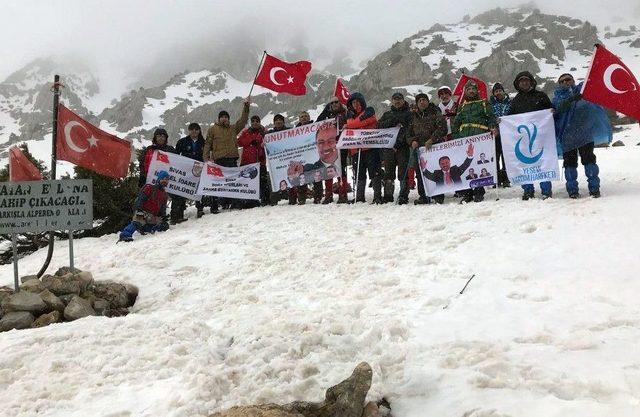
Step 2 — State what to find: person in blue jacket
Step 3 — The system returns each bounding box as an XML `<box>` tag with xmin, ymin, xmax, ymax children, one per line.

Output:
<box><xmin>552</xmin><ymin>73</ymin><xmax>612</xmax><ymax>198</ymax></box>
<box><xmin>172</xmin><ymin>123</ymin><xmax>206</xmax><ymax>221</ymax></box>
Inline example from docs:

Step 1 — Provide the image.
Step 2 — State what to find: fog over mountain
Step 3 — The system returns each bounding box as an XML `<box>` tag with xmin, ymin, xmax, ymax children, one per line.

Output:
<box><xmin>2</xmin><ymin>0</ymin><xmax>639</xmax><ymax>89</ymax></box>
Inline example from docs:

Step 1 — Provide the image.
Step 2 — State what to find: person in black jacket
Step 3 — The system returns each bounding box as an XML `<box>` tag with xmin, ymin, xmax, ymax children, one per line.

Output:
<box><xmin>171</xmin><ymin>123</ymin><xmax>206</xmax><ymax>222</ymax></box>
<box><xmin>507</xmin><ymin>71</ymin><xmax>554</xmax><ymax>200</ymax></box>
<box><xmin>377</xmin><ymin>92</ymin><xmax>413</xmax><ymax>204</ymax></box>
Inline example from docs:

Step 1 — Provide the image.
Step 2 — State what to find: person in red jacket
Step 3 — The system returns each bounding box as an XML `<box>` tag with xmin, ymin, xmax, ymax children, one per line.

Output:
<box><xmin>238</xmin><ymin>115</ymin><xmax>270</xmax><ymax>207</ymax></box>
<box><xmin>345</xmin><ymin>92</ymin><xmax>382</xmax><ymax>204</ymax></box>
<box><xmin>316</xmin><ymin>98</ymin><xmax>350</xmax><ymax>204</ymax></box>
<box><xmin>119</xmin><ymin>170</ymin><xmax>170</xmax><ymax>242</ymax></box>
<box><xmin>138</xmin><ymin>128</ymin><xmax>175</xmax><ymax>188</ymax></box>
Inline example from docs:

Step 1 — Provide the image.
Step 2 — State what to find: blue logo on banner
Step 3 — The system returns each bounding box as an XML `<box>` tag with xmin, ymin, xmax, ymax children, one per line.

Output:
<box><xmin>514</xmin><ymin>124</ymin><xmax>543</xmax><ymax>164</ymax></box>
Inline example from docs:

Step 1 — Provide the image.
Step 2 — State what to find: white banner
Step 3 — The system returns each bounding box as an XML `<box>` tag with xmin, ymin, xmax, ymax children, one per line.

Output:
<box><xmin>499</xmin><ymin>109</ymin><xmax>560</xmax><ymax>185</ymax></box>
<box><xmin>264</xmin><ymin>119</ymin><xmax>341</xmax><ymax>191</ymax></box>
<box><xmin>337</xmin><ymin>127</ymin><xmax>400</xmax><ymax>149</ymax></box>
<box><xmin>417</xmin><ymin>133</ymin><xmax>497</xmax><ymax>196</ymax></box>
<box><xmin>147</xmin><ymin>150</ymin><xmax>202</xmax><ymax>200</ymax></box>
<box><xmin>197</xmin><ymin>162</ymin><xmax>260</xmax><ymax>200</ymax></box>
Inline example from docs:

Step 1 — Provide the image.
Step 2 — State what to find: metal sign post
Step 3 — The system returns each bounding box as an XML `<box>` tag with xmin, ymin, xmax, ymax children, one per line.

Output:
<box><xmin>12</xmin><ymin>234</ymin><xmax>19</xmax><ymax>292</ymax></box>
<box><xmin>68</xmin><ymin>231</ymin><xmax>74</xmax><ymax>271</ymax></box>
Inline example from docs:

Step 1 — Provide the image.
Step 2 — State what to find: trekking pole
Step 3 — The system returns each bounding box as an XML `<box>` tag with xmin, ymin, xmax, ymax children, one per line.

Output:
<box><xmin>353</xmin><ymin>149</ymin><xmax>362</xmax><ymax>202</ymax></box>
<box><xmin>442</xmin><ymin>274</ymin><xmax>476</xmax><ymax>310</ymax></box>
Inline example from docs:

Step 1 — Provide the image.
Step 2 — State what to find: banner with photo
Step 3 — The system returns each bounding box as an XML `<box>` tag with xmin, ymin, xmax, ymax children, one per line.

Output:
<box><xmin>337</xmin><ymin>127</ymin><xmax>400</xmax><ymax>149</ymax></box>
<box><xmin>417</xmin><ymin>132</ymin><xmax>497</xmax><ymax>197</ymax></box>
<box><xmin>499</xmin><ymin>109</ymin><xmax>560</xmax><ymax>185</ymax></box>
<box><xmin>264</xmin><ymin>119</ymin><xmax>341</xmax><ymax>191</ymax></box>
<box><xmin>147</xmin><ymin>150</ymin><xmax>202</xmax><ymax>200</ymax></box>
<box><xmin>197</xmin><ymin>162</ymin><xmax>260</xmax><ymax>200</ymax></box>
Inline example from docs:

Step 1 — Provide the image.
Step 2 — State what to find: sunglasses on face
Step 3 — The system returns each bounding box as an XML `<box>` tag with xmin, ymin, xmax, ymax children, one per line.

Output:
<box><xmin>559</xmin><ymin>78</ymin><xmax>574</xmax><ymax>83</ymax></box>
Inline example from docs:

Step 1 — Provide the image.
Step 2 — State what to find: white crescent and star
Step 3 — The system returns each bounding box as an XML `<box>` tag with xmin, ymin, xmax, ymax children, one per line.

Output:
<box><xmin>341</xmin><ymin>89</ymin><xmax>349</xmax><ymax>101</ymax></box>
<box><xmin>269</xmin><ymin>67</ymin><xmax>294</xmax><ymax>85</ymax></box>
<box><xmin>603</xmin><ymin>64</ymin><xmax>636</xmax><ymax>94</ymax></box>
<box><xmin>63</xmin><ymin>121</ymin><xmax>99</xmax><ymax>153</ymax></box>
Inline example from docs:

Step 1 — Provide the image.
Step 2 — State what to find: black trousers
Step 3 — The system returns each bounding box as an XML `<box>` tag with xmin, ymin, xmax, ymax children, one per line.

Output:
<box><xmin>563</xmin><ymin>142</ymin><xmax>596</xmax><ymax>168</ymax></box>
<box><xmin>212</xmin><ymin>157</ymin><xmax>239</xmax><ymax>209</ymax></box>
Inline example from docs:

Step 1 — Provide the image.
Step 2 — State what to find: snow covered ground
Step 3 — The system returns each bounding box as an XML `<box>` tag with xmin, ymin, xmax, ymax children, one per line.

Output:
<box><xmin>1</xmin><ymin>138</ymin><xmax>640</xmax><ymax>416</ymax></box>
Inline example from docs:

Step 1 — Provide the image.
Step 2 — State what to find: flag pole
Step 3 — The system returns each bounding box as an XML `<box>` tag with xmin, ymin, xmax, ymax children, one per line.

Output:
<box><xmin>36</xmin><ymin>74</ymin><xmax>61</xmax><ymax>278</ymax></box>
<box><xmin>248</xmin><ymin>51</ymin><xmax>267</xmax><ymax>97</ymax></box>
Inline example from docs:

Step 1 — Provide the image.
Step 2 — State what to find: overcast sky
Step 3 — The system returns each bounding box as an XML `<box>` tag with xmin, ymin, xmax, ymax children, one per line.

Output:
<box><xmin>2</xmin><ymin>0</ymin><xmax>639</xmax><ymax>86</ymax></box>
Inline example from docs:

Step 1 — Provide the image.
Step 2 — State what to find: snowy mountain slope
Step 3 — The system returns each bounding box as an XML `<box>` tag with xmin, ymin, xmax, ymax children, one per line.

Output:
<box><xmin>1</xmin><ymin>135</ymin><xmax>639</xmax><ymax>416</ymax></box>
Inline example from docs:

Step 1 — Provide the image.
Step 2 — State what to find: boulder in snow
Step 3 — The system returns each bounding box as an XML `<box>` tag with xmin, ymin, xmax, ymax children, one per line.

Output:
<box><xmin>0</xmin><ymin>312</ymin><xmax>35</xmax><ymax>331</ymax></box>
<box><xmin>612</xmin><ymin>140</ymin><xmax>625</xmax><ymax>147</ymax></box>
<box><xmin>210</xmin><ymin>362</ymin><xmax>373</xmax><ymax>417</ymax></box>
<box><xmin>123</xmin><ymin>283</ymin><xmax>139</xmax><ymax>307</ymax></box>
<box><xmin>20</xmin><ymin>279</ymin><xmax>46</xmax><ymax>293</ymax></box>
<box><xmin>42</xmin><ymin>273</ymin><xmax>89</xmax><ymax>296</ymax></box>
<box><xmin>39</xmin><ymin>289</ymin><xmax>65</xmax><ymax>312</ymax></box>
<box><xmin>63</xmin><ymin>296</ymin><xmax>96</xmax><ymax>321</ymax></box>
<box><xmin>20</xmin><ymin>275</ymin><xmax>39</xmax><ymax>284</ymax></box>
<box><xmin>1</xmin><ymin>291</ymin><xmax>46</xmax><ymax>314</ymax></box>
<box><xmin>32</xmin><ymin>311</ymin><xmax>61</xmax><ymax>328</ymax></box>
<box><xmin>90</xmin><ymin>281</ymin><xmax>129</xmax><ymax>309</ymax></box>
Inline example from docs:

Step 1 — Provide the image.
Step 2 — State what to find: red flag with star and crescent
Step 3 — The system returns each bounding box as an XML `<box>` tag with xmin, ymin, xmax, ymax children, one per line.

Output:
<box><xmin>581</xmin><ymin>44</ymin><xmax>640</xmax><ymax>120</ymax></box>
<box><xmin>452</xmin><ymin>73</ymin><xmax>488</xmax><ymax>106</ymax></box>
<box><xmin>9</xmin><ymin>146</ymin><xmax>42</xmax><ymax>181</ymax></box>
<box><xmin>334</xmin><ymin>78</ymin><xmax>351</xmax><ymax>105</ymax></box>
<box><xmin>56</xmin><ymin>104</ymin><xmax>132</xmax><ymax>178</ymax></box>
<box><xmin>254</xmin><ymin>53</ymin><xmax>311</xmax><ymax>96</ymax></box>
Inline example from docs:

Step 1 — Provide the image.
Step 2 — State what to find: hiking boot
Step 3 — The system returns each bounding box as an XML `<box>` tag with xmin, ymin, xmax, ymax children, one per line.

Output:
<box><xmin>397</xmin><ymin>196</ymin><xmax>409</xmax><ymax>205</ymax></box>
<box><xmin>569</xmin><ymin>193</ymin><xmax>580</xmax><ymax>199</ymax></box>
<box><xmin>473</xmin><ymin>194</ymin><xmax>484</xmax><ymax>203</ymax></box>
<box><xmin>197</xmin><ymin>210</ymin><xmax>204</xmax><ymax>218</ymax></box>
<box><xmin>117</xmin><ymin>235</ymin><xmax>133</xmax><ymax>243</ymax></box>
<box><xmin>541</xmin><ymin>192</ymin><xmax>552</xmax><ymax>200</ymax></box>
<box><xmin>414</xmin><ymin>196</ymin><xmax>430</xmax><ymax>205</ymax></box>
<box><xmin>590</xmin><ymin>190</ymin><xmax>601</xmax><ymax>198</ymax></box>
<box><xmin>459</xmin><ymin>194</ymin><xmax>474</xmax><ymax>204</ymax></box>
<box><xmin>322</xmin><ymin>196</ymin><xmax>334</xmax><ymax>204</ymax></box>
<box><xmin>522</xmin><ymin>191</ymin><xmax>535</xmax><ymax>201</ymax></box>
<box><xmin>337</xmin><ymin>194</ymin><xmax>349</xmax><ymax>204</ymax></box>
<box><xmin>372</xmin><ymin>196</ymin><xmax>384</xmax><ymax>204</ymax></box>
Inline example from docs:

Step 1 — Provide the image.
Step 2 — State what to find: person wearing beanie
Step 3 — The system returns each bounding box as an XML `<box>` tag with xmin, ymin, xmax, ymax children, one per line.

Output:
<box><xmin>437</xmin><ymin>86</ymin><xmax>457</xmax><ymax>141</ymax></box>
<box><xmin>118</xmin><ymin>170</ymin><xmax>171</xmax><ymax>242</ymax></box>
<box><xmin>407</xmin><ymin>92</ymin><xmax>448</xmax><ymax>204</ymax></box>
<box><xmin>138</xmin><ymin>127</ymin><xmax>175</xmax><ymax>188</ymax></box>
<box><xmin>507</xmin><ymin>71</ymin><xmax>554</xmax><ymax>200</ymax></box>
<box><xmin>451</xmin><ymin>80</ymin><xmax>498</xmax><ymax>203</ymax></box>
<box><xmin>378</xmin><ymin>92</ymin><xmax>413</xmax><ymax>204</ymax></box>
<box><xmin>238</xmin><ymin>115</ymin><xmax>270</xmax><ymax>207</ymax></box>
<box><xmin>203</xmin><ymin>97</ymin><xmax>251</xmax><ymax>211</ymax></box>
<box><xmin>490</xmin><ymin>82</ymin><xmax>511</xmax><ymax>188</ymax></box>
<box><xmin>552</xmin><ymin>72</ymin><xmax>611</xmax><ymax>199</ymax></box>
<box><xmin>171</xmin><ymin>123</ymin><xmax>207</xmax><ymax>221</ymax></box>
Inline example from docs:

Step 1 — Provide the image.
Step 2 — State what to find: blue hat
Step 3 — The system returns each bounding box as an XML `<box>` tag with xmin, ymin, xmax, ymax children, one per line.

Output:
<box><xmin>157</xmin><ymin>170</ymin><xmax>170</xmax><ymax>181</ymax></box>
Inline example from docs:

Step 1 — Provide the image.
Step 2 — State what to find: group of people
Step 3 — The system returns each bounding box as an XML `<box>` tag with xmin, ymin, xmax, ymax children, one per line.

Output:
<box><xmin>118</xmin><ymin>71</ymin><xmax>608</xmax><ymax>242</ymax></box>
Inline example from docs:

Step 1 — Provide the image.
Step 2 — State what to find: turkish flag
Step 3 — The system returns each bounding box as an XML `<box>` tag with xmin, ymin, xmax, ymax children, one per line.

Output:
<box><xmin>9</xmin><ymin>146</ymin><xmax>42</xmax><ymax>181</ymax></box>
<box><xmin>56</xmin><ymin>104</ymin><xmax>132</xmax><ymax>178</ymax></box>
<box><xmin>453</xmin><ymin>74</ymin><xmax>488</xmax><ymax>106</ymax></box>
<box><xmin>156</xmin><ymin>151</ymin><xmax>170</xmax><ymax>164</ymax></box>
<box><xmin>334</xmin><ymin>78</ymin><xmax>351</xmax><ymax>105</ymax></box>
<box><xmin>582</xmin><ymin>44</ymin><xmax>640</xmax><ymax>120</ymax></box>
<box><xmin>254</xmin><ymin>53</ymin><xmax>311</xmax><ymax>96</ymax></box>
<box><xmin>207</xmin><ymin>164</ymin><xmax>223</xmax><ymax>177</ymax></box>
